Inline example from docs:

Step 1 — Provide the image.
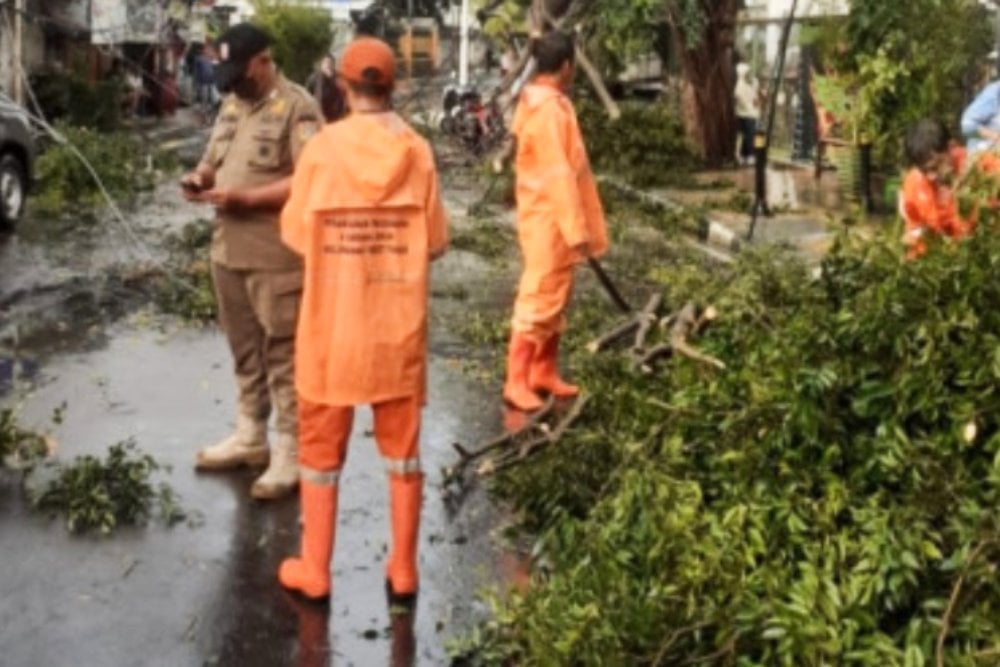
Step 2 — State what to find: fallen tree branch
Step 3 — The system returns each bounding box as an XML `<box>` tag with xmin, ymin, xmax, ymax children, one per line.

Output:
<box><xmin>669</xmin><ymin>303</ymin><xmax>726</xmax><ymax>370</ymax></box>
<box><xmin>630</xmin><ymin>294</ymin><xmax>664</xmax><ymax>354</ymax></box>
<box><xmin>574</xmin><ymin>44</ymin><xmax>622</xmax><ymax>120</ymax></box>
<box><xmin>587</xmin><ymin>293</ymin><xmax>661</xmax><ymax>354</ymax></box>
<box><xmin>672</xmin><ymin>340</ymin><xmax>726</xmax><ymax>370</ymax></box>
<box><xmin>587</xmin><ymin>318</ymin><xmax>639</xmax><ymax>354</ymax></box>
<box><xmin>652</xmin><ymin>622</ymin><xmax>712</xmax><ymax>667</ymax></box>
<box><xmin>443</xmin><ymin>396</ymin><xmax>557</xmax><ymax>488</ymax></box>
<box><xmin>635</xmin><ymin>303</ymin><xmax>725</xmax><ymax>372</ymax></box>
<box><xmin>638</xmin><ymin>343</ymin><xmax>673</xmax><ymax>371</ymax></box>
<box><xmin>937</xmin><ymin>541</ymin><xmax>993</xmax><ymax>667</ymax></box>
<box><xmin>480</xmin><ymin>395</ymin><xmax>590</xmax><ymax>476</ymax></box>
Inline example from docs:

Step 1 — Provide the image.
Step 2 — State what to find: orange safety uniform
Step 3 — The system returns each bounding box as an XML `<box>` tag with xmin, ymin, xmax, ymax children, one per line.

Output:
<box><xmin>510</xmin><ymin>77</ymin><xmax>608</xmax><ymax>340</ymax></box>
<box><xmin>278</xmin><ymin>107</ymin><xmax>448</xmax><ymax>600</ymax></box>
<box><xmin>501</xmin><ymin>76</ymin><xmax>608</xmax><ymax>411</ymax></box>
<box><xmin>902</xmin><ymin>145</ymin><xmax>977</xmax><ymax>259</ymax></box>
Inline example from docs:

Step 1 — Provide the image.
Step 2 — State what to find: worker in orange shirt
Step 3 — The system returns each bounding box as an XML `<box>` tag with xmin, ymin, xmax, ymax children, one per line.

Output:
<box><xmin>901</xmin><ymin>120</ymin><xmax>974</xmax><ymax>259</ymax></box>
<box><xmin>503</xmin><ymin>30</ymin><xmax>608</xmax><ymax>411</ymax></box>
<box><xmin>276</xmin><ymin>37</ymin><xmax>449</xmax><ymax>605</ymax></box>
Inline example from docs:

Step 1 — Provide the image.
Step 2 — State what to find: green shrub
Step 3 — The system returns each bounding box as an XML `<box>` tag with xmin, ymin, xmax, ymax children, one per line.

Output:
<box><xmin>459</xmin><ymin>181</ymin><xmax>1000</xmax><ymax>664</ymax></box>
<box><xmin>29</xmin><ymin>70</ymin><xmax>123</xmax><ymax>132</ymax></box>
<box><xmin>32</xmin><ymin>124</ymin><xmax>169</xmax><ymax>217</ymax></box>
<box><xmin>577</xmin><ymin>99</ymin><xmax>700</xmax><ymax>188</ymax></box>
<box><xmin>251</xmin><ymin>0</ymin><xmax>334</xmax><ymax>83</ymax></box>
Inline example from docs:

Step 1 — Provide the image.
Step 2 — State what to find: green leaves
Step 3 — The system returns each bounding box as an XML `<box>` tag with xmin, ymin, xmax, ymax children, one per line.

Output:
<box><xmin>30</xmin><ymin>439</ymin><xmax>187</xmax><ymax>535</ymax></box>
<box><xmin>250</xmin><ymin>1</ymin><xmax>334</xmax><ymax>84</ymax></box>
<box><xmin>33</xmin><ymin>123</ymin><xmax>172</xmax><ymax>218</ymax></box>
<box><xmin>459</xmin><ymin>203</ymin><xmax>1000</xmax><ymax>664</ymax></box>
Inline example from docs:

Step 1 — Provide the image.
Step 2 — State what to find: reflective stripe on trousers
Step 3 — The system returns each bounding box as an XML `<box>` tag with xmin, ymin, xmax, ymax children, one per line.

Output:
<box><xmin>383</xmin><ymin>457</ymin><xmax>422</xmax><ymax>477</ymax></box>
<box><xmin>300</xmin><ymin>465</ymin><xmax>341</xmax><ymax>486</ymax></box>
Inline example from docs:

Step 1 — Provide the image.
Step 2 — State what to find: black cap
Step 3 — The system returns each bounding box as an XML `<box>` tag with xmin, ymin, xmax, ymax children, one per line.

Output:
<box><xmin>214</xmin><ymin>23</ymin><xmax>271</xmax><ymax>92</ymax></box>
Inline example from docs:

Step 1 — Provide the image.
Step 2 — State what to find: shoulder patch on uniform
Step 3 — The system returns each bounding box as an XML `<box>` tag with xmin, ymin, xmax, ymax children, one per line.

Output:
<box><xmin>297</xmin><ymin>119</ymin><xmax>319</xmax><ymax>142</ymax></box>
<box><xmin>269</xmin><ymin>98</ymin><xmax>288</xmax><ymax>116</ymax></box>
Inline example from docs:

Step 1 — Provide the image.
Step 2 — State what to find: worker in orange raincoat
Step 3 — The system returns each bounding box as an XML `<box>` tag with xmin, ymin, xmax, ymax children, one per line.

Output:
<box><xmin>503</xmin><ymin>30</ymin><xmax>608</xmax><ymax>411</ymax></box>
<box><xmin>900</xmin><ymin>119</ymin><xmax>973</xmax><ymax>259</ymax></box>
<box><xmin>899</xmin><ymin>119</ymin><xmax>1000</xmax><ymax>259</ymax></box>
<box><xmin>276</xmin><ymin>37</ymin><xmax>448</xmax><ymax>604</ymax></box>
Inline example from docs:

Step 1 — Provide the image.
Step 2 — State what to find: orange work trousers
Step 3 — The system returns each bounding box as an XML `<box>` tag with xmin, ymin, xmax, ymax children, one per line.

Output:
<box><xmin>511</xmin><ymin>264</ymin><xmax>575</xmax><ymax>343</ymax></box>
<box><xmin>297</xmin><ymin>394</ymin><xmax>422</xmax><ymax>481</ymax></box>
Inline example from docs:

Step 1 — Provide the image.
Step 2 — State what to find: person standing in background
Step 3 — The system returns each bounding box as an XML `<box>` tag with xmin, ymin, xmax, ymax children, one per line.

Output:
<box><xmin>734</xmin><ymin>62</ymin><xmax>760</xmax><ymax>166</ymax></box>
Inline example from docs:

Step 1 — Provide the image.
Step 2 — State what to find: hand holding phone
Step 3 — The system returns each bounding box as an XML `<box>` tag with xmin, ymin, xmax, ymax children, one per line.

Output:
<box><xmin>181</xmin><ymin>178</ymin><xmax>204</xmax><ymax>194</ymax></box>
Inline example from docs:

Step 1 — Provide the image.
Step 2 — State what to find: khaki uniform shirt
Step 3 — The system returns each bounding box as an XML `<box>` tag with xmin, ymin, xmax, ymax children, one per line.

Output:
<box><xmin>201</xmin><ymin>75</ymin><xmax>322</xmax><ymax>270</ymax></box>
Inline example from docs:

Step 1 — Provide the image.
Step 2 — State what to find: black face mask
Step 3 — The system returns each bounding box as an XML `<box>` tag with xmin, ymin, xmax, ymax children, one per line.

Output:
<box><xmin>231</xmin><ymin>75</ymin><xmax>259</xmax><ymax>101</ymax></box>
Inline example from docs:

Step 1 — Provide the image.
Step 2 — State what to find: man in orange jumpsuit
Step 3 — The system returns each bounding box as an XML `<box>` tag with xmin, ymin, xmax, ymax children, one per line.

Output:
<box><xmin>503</xmin><ymin>30</ymin><xmax>608</xmax><ymax>411</ymax></box>
<box><xmin>276</xmin><ymin>37</ymin><xmax>448</xmax><ymax>604</ymax></box>
<box><xmin>901</xmin><ymin>119</ymin><xmax>975</xmax><ymax>259</ymax></box>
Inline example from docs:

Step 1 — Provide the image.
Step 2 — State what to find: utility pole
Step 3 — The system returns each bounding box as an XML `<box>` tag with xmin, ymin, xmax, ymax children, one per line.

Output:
<box><xmin>13</xmin><ymin>0</ymin><xmax>23</xmax><ymax>106</ymax></box>
<box><xmin>459</xmin><ymin>0</ymin><xmax>470</xmax><ymax>86</ymax></box>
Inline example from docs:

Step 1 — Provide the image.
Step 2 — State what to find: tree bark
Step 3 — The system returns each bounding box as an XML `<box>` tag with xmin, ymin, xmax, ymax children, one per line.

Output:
<box><xmin>666</xmin><ymin>0</ymin><xmax>739</xmax><ymax>167</ymax></box>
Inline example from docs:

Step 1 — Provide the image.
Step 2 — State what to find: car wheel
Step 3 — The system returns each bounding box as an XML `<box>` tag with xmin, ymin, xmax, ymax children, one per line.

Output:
<box><xmin>0</xmin><ymin>154</ymin><xmax>26</xmax><ymax>229</ymax></box>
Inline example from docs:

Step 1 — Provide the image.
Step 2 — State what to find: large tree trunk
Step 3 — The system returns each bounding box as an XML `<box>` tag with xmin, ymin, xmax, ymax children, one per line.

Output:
<box><xmin>667</xmin><ymin>0</ymin><xmax>739</xmax><ymax>167</ymax></box>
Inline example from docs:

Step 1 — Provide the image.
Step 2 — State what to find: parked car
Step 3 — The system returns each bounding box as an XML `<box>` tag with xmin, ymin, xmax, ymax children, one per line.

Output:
<box><xmin>0</xmin><ymin>92</ymin><xmax>35</xmax><ymax>230</ymax></box>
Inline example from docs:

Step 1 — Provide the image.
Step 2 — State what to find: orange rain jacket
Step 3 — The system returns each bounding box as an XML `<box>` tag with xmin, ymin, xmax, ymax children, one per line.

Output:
<box><xmin>510</xmin><ymin>78</ymin><xmax>608</xmax><ymax>339</ymax></box>
<box><xmin>901</xmin><ymin>145</ymin><xmax>973</xmax><ymax>259</ymax></box>
<box><xmin>280</xmin><ymin>112</ymin><xmax>448</xmax><ymax>406</ymax></box>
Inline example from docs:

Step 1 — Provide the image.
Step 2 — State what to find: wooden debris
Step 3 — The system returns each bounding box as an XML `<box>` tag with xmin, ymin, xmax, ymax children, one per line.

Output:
<box><xmin>586</xmin><ymin>293</ymin><xmax>662</xmax><ymax>354</ymax></box>
<box><xmin>585</xmin><ymin>298</ymin><xmax>726</xmax><ymax>373</ymax></box>
<box><xmin>668</xmin><ymin>303</ymin><xmax>726</xmax><ymax>370</ymax></box>
<box><xmin>482</xmin><ymin>395</ymin><xmax>590</xmax><ymax>476</ymax></box>
<box><xmin>630</xmin><ymin>294</ymin><xmax>664</xmax><ymax>355</ymax></box>
<box><xmin>442</xmin><ymin>395</ymin><xmax>589</xmax><ymax>502</ymax></box>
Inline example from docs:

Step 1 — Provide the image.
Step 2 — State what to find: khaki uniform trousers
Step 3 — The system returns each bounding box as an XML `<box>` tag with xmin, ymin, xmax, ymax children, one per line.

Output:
<box><xmin>212</xmin><ymin>262</ymin><xmax>302</xmax><ymax>435</ymax></box>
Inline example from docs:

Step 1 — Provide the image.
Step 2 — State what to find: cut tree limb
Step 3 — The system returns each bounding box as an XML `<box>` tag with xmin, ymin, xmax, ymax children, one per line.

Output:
<box><xmin>630</xmin><ymin>293</ymin><xmax>664</xmax><ymax>354</ymax></box>
<box><xmin>444</xmin><ymin>396</ymin><xmax>557</xmax><ymax>488</ymax></box>
<box><xmin>634</xmin><ymin>303</ymin><xmax>725</xmax><ymax>372</ymax></box>
<box><xmin>481</xmin><ymin>395</ymin><xmax>590</xmax><ymax>476</ymax></box>
<box><xmin>586</xmin><ymin>293</ymin><xmax>662</xmax><ymax>354</ymax></box>
<box><xmin>669</xmin><ymin>303</ymin><xmax>726</xmax><ymax>370</ymax></box>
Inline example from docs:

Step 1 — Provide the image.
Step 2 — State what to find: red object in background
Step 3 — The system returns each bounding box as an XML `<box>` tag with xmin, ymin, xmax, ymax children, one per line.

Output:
<box><xmin>158</xmin><ymin>75</ymin><xmax>178</xmax><ymax>116</ymax></box>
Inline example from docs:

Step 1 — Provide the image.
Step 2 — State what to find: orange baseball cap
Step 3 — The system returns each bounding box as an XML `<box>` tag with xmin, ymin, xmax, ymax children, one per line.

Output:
<box><xmin>339</xmin><ymin>37</ymin><xmax>396</xmax><ymax>88</ymax></box>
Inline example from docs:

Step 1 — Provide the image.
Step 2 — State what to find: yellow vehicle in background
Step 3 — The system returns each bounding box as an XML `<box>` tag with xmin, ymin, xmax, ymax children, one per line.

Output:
<box><xmin>398</xmin><ymin>18</ymin><xmax>440</xmax><ymax>77</ymax></box>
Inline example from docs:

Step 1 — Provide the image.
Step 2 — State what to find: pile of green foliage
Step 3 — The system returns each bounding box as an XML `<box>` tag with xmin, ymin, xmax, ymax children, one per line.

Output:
<box><xmin>32</xmin><ymin>124</ymin><xmax>173</xmax><ymax>217</ymax></box>
<box><xmin>152</xmin><ymin>220</ymin><xmax>217</xmax><ymax>324</ymax></box>
<box><xmin>31</xmin><ymin>439</ymin><xmax>186</xmax><ymax>535</ymax></box>
<box><xmin>0</xmin><ymin>407</ymin><xmax>49</xmax><ymax>469</ymax></box>
<box><xmin>577</xmin><ymin>99</ymin><xmax>700</xmax><ymax>188</ymax></box>
<box><xmin>251</xmin><ymin>0</ymin><xmax>334</xmax><ymax>83</ymax></box>
<box><xmin>457</xmin><ymin>188</ymin><xmax>1000</xmax><ymax>663</ymax></box>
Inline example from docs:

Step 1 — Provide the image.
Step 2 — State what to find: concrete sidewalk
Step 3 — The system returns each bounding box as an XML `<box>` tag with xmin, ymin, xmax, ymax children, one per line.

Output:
<box><xmin>603</xmin><ymin>159</ymin><xmax>875</xmax><ymax>265</ymax></box>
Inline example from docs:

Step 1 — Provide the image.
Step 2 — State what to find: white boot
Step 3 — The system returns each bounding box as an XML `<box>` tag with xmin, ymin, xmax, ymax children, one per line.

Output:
<box><xmin>195</xmin><ymin>414</ymin><xmax>270</xmax><ymax>471</ymax></box>
<box><xmin>250</xmin><ymin>431</ymin><xmax>299</xmax><ymax>500</ymax></box>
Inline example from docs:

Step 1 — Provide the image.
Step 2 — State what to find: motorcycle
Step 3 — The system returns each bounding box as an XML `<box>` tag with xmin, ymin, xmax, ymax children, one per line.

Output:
<box><xmin>440</xmin><ymin>85</ymin><xmax>505</xmax><ymax>155</ymax></box>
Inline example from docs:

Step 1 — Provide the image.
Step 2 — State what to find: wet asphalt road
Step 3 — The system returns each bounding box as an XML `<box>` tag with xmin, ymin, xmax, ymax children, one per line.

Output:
<box><xmin>0</xmin><ymin>174</ymin><xmax>519</xmax><ymax>665</ymax></box>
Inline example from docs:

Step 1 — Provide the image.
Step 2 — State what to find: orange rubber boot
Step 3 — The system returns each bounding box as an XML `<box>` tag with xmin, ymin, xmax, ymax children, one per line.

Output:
<box><xmin>530</xmin><ymin>333</ymin><xmax>579</xmax><ymax>397</ymax></box>
<box><xmin>279</xmin><ymin>480</ymin><xmax>337</xmax><ymax>600</ymax></box>
<box><xmin>502</xmin><ymin>334</ymin><xmax>544</xmax><ymax>411</ymax></box>
<box><xmin>386</xmin><ymin>474</ymin><xmax>423</xmax><ymax>598</ymax></box>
